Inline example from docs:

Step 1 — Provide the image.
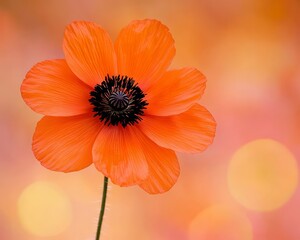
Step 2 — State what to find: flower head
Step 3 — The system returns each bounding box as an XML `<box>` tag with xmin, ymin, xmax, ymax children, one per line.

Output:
<box><xmin>21</xmin><ymin>19</ymin><xmax>216</xmax><ymax>194</ymax></box>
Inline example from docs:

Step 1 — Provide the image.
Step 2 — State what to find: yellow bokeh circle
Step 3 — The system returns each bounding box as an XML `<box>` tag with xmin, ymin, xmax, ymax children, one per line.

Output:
<box><xmin>18</xmin><ymin>181</ymin><xmax>72</xmax><ymax>237</ymax></box>
<box><xmin>228</xmin><ymin>139</ymin><xmax>298</xmax><ymax>211</ymax></box>
<box><xmin>188</xmin><ymin>204</ymin><xmax>253</xmax><ymax>240</ymax></box>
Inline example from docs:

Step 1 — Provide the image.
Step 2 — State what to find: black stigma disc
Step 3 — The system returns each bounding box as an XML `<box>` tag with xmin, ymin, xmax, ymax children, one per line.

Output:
<box><xmin>89</xmin><ymin>75</ymin><xmax>148</xmax><ymax>127</ymax></box>
<box><xmin>108</xmin><ymin>91</ymin><xmax>129</xmax><ymax>111</ymax></box>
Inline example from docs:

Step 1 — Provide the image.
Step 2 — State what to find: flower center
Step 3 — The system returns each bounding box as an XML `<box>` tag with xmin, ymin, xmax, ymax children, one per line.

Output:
<box><xmin>89</xmin><ymin>75</ymin><xmax>148</xmax><ymax>127</ymax></box>
<box><xmin>108</xmin><ymin>91</ymin><xmax>129</xmax><ymax>111</ymax></box>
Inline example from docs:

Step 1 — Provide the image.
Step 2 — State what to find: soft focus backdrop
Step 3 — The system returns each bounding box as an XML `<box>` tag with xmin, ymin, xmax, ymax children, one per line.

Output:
<box><xmin>1</xmin><ymin>0</ymin><xmax>300</xmax><ymax>239</ymax></box>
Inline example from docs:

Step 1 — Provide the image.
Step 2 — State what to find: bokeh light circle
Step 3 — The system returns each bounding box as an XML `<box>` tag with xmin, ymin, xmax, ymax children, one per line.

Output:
<box><xmin>188</xmin><ymin>204</ymin><xmax>253</xmax><ymax>240</ymax></box>
<box><xmin>228</xmin><ymin>139</ymin><xmax>298</xmax><ymax>211</ymax></box>
<box><xmin>18</xmin><ymin>181</ymin><xmax>72</xmax><ymax>237</ymax></box>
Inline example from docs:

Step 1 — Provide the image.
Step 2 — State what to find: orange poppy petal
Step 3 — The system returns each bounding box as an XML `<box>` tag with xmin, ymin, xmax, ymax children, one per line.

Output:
<box><xmin>21</xmin><ymin>59</ymin><xmax>92</xmax><ymax>116</ymax></box>
<box><xmin>33</xmin><ymin>115</ymin><xmax>102</xmax><ymax>172</ymax></box>
<box><xmin>93</xmin><ymin>126</ymin><xmax>148</xmax><ymax>187</ymax></box>
<box><xmin>115</xmin><ymin>19</ymin><xmax>175</xmax><ymax>91</ymax></box>
<box><xmin>139</xmin><ymin>141</ymin><xmax>180</xmax><ymax>194</ymax></box>
<box><xmin>63</xmin><ymin>21</ymin><xmax>116</xmax><ymax>87</ymax></box>
<box><xmin>145</xmin><ymin>68</ymin><xmax>206</xmax><ymax>116</ymax></box>
<box><xmin>139</xmin><ymin>104</ymin><xmax>216</xmax><ymax>153</ymax></box>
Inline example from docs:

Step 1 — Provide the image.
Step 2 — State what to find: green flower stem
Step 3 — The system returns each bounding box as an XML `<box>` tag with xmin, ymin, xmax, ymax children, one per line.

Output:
<box><xmin>95</xmin><ymin>176</ymin><xmax>109</xmax><ymax>240</ymax></box>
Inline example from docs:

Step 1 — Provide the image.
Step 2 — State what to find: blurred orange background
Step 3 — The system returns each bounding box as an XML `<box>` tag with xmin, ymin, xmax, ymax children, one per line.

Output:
<box><xmin>1</xmin><ymin>0</ymin><xmax>300</xmax><ymax>239</ymax></box>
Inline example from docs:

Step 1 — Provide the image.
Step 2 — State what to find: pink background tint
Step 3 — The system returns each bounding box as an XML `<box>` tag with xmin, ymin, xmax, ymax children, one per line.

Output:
<box><xmin>1</xmin><ymin>0</ymin><xmax>300</xmax><ymax>239</ymax></box>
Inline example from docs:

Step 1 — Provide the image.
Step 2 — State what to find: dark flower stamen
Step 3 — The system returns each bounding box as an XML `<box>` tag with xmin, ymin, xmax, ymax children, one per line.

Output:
<box><xmin>89</xmin><ymin>75</ymin><xmax>148</xmax><ymax>127</ymax></box>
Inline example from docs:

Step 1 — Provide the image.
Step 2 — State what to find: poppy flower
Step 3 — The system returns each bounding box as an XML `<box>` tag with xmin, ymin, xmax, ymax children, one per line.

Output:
<box><xmin>21</xmin><ymin>19</ymin><xmax>216</xmax><ymax>194</ymax></box>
